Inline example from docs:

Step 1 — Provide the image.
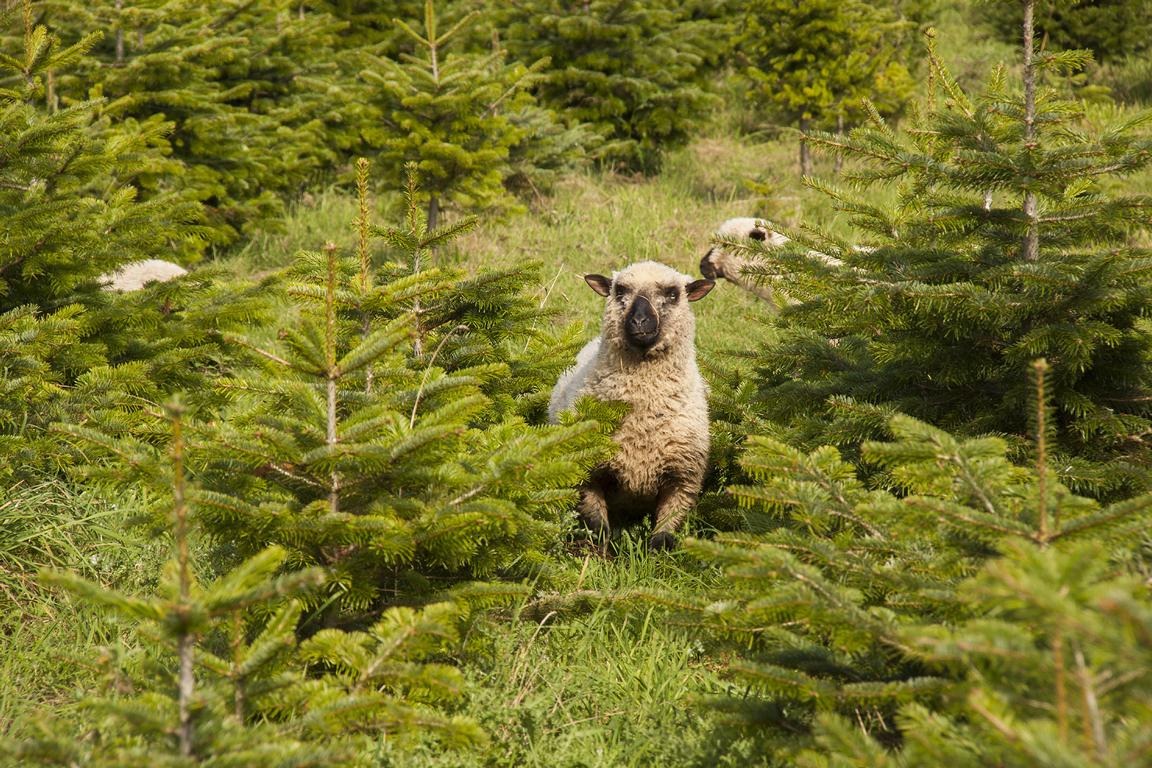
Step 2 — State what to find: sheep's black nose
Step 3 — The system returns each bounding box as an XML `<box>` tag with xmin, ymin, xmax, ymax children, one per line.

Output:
<box><xmin>700</xmin><ymin>248</ymin><xmax>720</xmax><ymax>279</ymax></box>
<box><xmin>625</xmin><ymin>296</ymin><xmax>659</xmax><ymax>348</ymax></box>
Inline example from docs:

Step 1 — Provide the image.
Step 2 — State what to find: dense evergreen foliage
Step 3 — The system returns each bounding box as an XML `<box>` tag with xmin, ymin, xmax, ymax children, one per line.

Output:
<box><xmin>729</xmin><ymin>31</ymin><xmax>1152</xmax><ymax>494</ymax></box>
<box><xmin>0</xmin><ymin>7</ymin><xmax>247</xmax><ymax>489</ymax></box>
<box><xmin>487</xmin><ymin>0</ymin><xmax>726</xmax><ymax>174</ymax></box>
<box><xmin>311</xmin><ymin>0</ymin><xmax>426</xmax><ymax>53</ymax></box>
<box><xmin>5</xmin><ymin>170</ymin><xmax>617</xmax><ymax>759</ymax></box>
<box><xmin>196</xmin><ymin>240</ymin><xmax>613</xmax><ymax>615</ymax></box>
<box><xmin>357</xmin><ymin>1</ymin><xmax>553</xmax><ymax>228</ymax></box>
<box><xmin>681</xmin><ymin>402</ymin><xmax>1152</xmax><ymax>762</ymax></box>
<box><xmin>732</xmin><ymin>0</ymin><xmax>921</xmax><ymax>174</ymax></box>
<box><xmin>32</xmin><ymin>0</ymin><xmax>352</xmax><ymax>250</ymax></box>
<box><xmin>981</xmin><ymin>0</ymin><xmax>1152</xmax><ymax>64</ymax></box>
<box><xmin>0</xmin><ymin>268</ymin><xmax>273</xmax><ymax>489</ymax></box>
<box><xmin>7</xmin><ymin>405</ymin><xmax>486</xmax><ymax>765</ymax></box>
<box><xmin>0</xmin><ymin>9</ymin><xmax>197</xmax><ymax>308</ymax></box>
<box><xmin>681</xmin><ymin>2</ymin><xmax>1152</xmax><ymax>761</ymax></box>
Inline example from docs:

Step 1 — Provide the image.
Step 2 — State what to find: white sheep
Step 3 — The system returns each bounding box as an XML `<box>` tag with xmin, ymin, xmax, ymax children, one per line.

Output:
<box><xmin>99</xmin><ymin>259</ymin><xmax>188</xmax><ymax>292</ymax></box>
<box><xmin>548</xmin><ymin>261</ymin><xmax>715</xmax><ymax>550</ymax></box>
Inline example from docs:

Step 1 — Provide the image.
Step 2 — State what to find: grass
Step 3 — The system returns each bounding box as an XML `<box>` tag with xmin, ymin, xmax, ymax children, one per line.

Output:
<box><xmin>0</xmin><ymin>481</ymin><xmax>166</xmax><ymax>738</ymax></box>
<box><xmin>388</xmin><ymin>537</ymin><xmax>771</xmax><ymax>768</ymax></box>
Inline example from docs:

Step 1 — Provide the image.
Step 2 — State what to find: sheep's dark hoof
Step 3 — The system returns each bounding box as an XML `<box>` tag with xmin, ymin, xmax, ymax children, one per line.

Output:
<box><xmin>647</xmin><ymin>531</ymin><xmax>678</xmax><ymax>551</ymax></box>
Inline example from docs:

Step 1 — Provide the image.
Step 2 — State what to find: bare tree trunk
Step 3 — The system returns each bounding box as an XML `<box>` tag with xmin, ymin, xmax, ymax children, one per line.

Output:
<box><xmin>324</xmin><ymin>244</ymin><xmax>340</xmax><ymax>515</ymax></box>
<box><xmin>355</xmin><ymin>158</ymin><xmax>374</xmax><ymax>393</ymax></box>
<box><xmin>1022</xmin><ymin>0</ymin><xmax>1039</xmax><ymax>262</ymax></box>
<box><xmin>799</xmin><ymin>116</ymin><xmax>813</xmax><ymax>177</ymax></box>
<box><xmin>115</xmin><ymin>0</ymin><xmax>124</xmax><ymax>64</ymax></box>
<box><xmin>1054</xmin><ymin>631</ymin><xmax>1068</xmax><ymax>745</ymax></box>
<box><xmin>1033</xmin><ymin>358</ymin><xmax>1050</xmax><ymax>543</ymax></box>
<box><xmin>413</xmin><ymin>195</ymin><xmax>439</xmax><ymax>358</ymax></box>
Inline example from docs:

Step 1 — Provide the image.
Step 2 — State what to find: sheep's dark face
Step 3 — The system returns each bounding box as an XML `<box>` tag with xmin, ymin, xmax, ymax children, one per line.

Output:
<box><xmin>585</xmin><ymin>265</ymin><xmax>714</xmax><ymax>354</ymax></box>
<box><xmin>617</xmin><ymin>284</ymin><xmax>662</xmax><ymax>349</ymax></box>
<box><xmin>698</xmin><ymin>251</ymin><xmax>722</xmax><ymax>279</ymax></box>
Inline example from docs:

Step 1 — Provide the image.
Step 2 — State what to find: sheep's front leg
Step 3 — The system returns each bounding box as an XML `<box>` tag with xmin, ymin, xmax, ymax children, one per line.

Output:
<box><xmin>577</xmin><ymin>481</ymin><xmax>610</xmax><ymax>552</ymax></box>
<box><xmin>649</xmin><ymin>480</ymin><xmax>699</xmax><ymax>551</ymax></box>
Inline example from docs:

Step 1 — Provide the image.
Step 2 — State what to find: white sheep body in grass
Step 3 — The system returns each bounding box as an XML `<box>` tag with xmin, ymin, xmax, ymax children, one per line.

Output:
<box><xmin>99</xmin><ymin>259</ymin><xmax>188</xmax><ymax>292</ymax></box>
<box><xmin>548</xmin><ymin>261</ymin><xmax>715</xmax><ymax>550</ymax></box>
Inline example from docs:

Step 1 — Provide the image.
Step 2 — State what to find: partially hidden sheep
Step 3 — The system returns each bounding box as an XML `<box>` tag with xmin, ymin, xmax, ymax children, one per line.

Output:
<box><xmin>699</xmin><ymin>217</ymin><xmax>847</xmax><ymax>306</ymax></box>
<box><xmin>548</xmin><ymin>261</ymin><xmax>715</xmax><ymax>550</ymax></box>
<box><xmin>99</xmin><ymin>259</ymin><xmax>188</xmax><ymax>292</ymax></box>
<box><xmin>698</xmin><ymin>217</ymin><xmax>787</xmax><ymax>303</ymax></box>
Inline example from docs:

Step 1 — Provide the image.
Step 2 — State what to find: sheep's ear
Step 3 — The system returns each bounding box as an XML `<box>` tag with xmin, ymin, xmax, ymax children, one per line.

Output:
<box><xmin>686</xmin><ymin>278</ymin><xmax>715</xmax><ymax>302</ymax></box>
<box><xmin>584</xmin><ymin>274</ymin><xmax>612</xmax><ymax>297</ymax></box>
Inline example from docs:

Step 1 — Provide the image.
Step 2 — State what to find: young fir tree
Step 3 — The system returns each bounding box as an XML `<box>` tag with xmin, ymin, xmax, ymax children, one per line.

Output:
<box><xmin>0</xmin><ymin>3</ymin><xmax>196</xmax><ymax>308</ymax></box>
<box><xmin>186</xmin><ymin>172</ymin><xmax>614</xmax><ymax>618</ymax></box>
<box><xmin>488</xmin><ymin>0</ymin><xmax>723</xmax><ymax>174</ymax></box>
<box><xmin>671</xmin><ymin>362</ymin><xmax>1152</xmax><ymax>762</ymax></box>
<box><xmin>358</xmin><ymin>0</ymin><xmax>548</xmax><ymax>230</ymax></box>
<box><xmin>733</xmin><ymin>0</ymin><xmax>920</xmax><ymax>175</ymax></box>
<box><xmin>9</xmin><ymin>401</ymin><xmax>486</xmax><ymax>765</ymax></box>
<box><xmin>732</xmin><ymin>12</ymin><xmax>1152</xmax><ymax>495</ymax></box>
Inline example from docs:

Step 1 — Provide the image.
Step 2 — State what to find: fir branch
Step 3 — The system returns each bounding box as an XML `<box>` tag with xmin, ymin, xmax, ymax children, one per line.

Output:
<box><xmin>411</xmin><ymin>324</ymin><xmax>468</xmax><ymax>428</ymax></box>
<box><xmin>223</xmin><ymin>333</ymin><xmax>294</xmax><ymax>369</ymax></box>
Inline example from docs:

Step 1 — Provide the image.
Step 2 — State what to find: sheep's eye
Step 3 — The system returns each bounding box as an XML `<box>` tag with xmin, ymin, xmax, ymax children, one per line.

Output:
<box><xmin>615</xmin><ymin>286</ymin><xmax>631</xmax><ymax>301</ymax></box>
<box><xmin>664</xmin><ymin>288</ymin><xmax>680</xmax><ymax>302</ymax></box>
